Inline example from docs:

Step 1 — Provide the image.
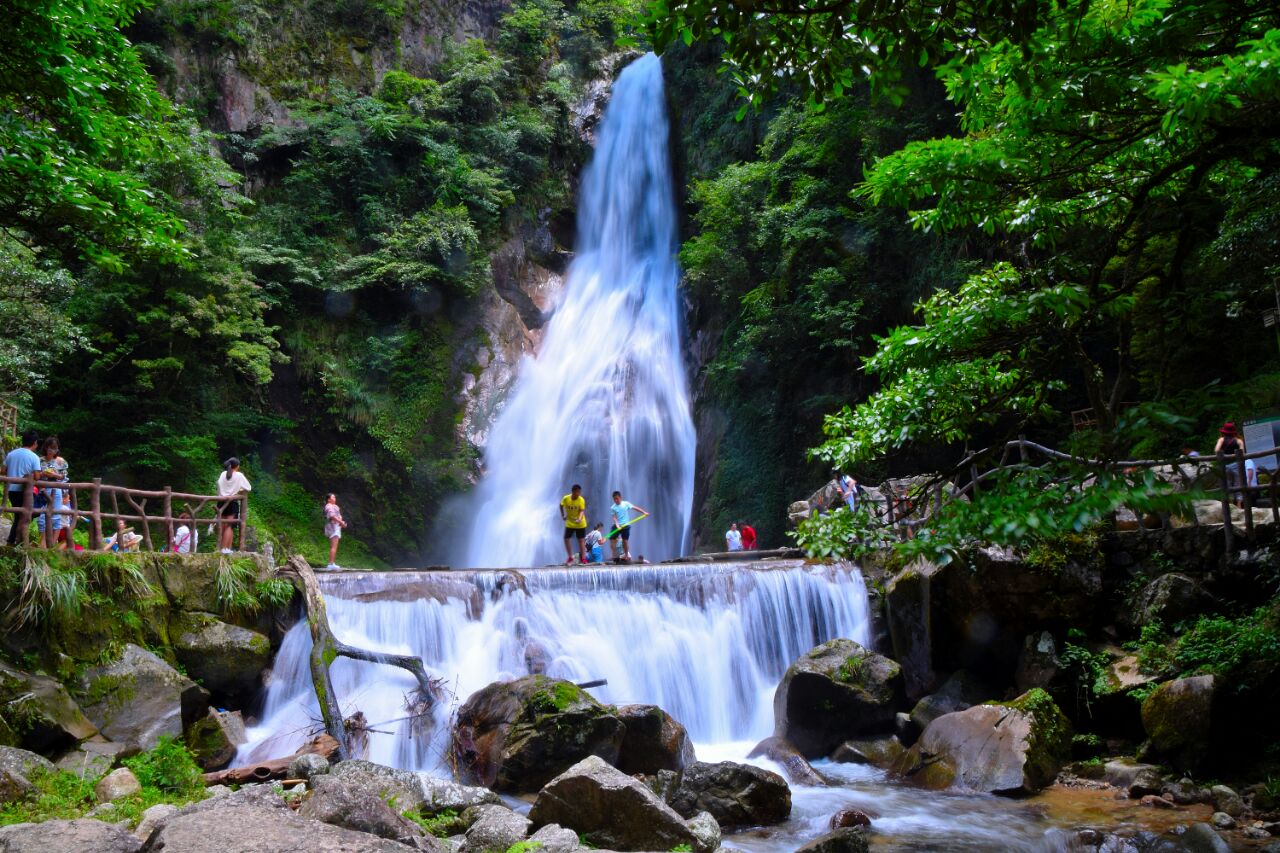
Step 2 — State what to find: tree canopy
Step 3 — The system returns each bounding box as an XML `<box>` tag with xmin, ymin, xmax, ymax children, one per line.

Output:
<box><xmin>653</xmin><ymin>0</ymin><xmax>1280</xmax><ymax>556</ymax></box>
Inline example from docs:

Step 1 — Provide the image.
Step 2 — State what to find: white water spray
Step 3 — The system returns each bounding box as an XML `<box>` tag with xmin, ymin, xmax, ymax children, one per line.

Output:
<box><xmin>457</xmin><ymin>53</ymin><xmax>695</xmax><ymax>567</ymax></box>
<box><xmin>236</xmin><ymin>562</ymin><xmax>870</xmax><ymax>773</ymax></box>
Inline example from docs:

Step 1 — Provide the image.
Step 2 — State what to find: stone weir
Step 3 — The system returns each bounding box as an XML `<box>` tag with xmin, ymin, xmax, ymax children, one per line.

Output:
<box><xmin>237</xmin><ymin>559</ymin><xmax>873</xmax><ymax>773</ymax></box>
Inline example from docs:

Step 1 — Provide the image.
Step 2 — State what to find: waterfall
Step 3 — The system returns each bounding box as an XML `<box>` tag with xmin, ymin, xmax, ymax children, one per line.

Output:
<box><xmin>456</xmin><ymin>52</ymin><xmax>695</xmax><ymax>568</ymax></box>
<box><xmin>236</xmin><ymin>562</ymin><xmax>871</xmax><ymax>772</ymax></box>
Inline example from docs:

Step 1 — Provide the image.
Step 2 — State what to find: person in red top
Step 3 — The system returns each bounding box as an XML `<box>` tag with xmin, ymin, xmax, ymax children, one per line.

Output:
<box><xmin>741</xmin><ymin>523</ymin><xmax>758</xmax><ymax>550</ymax></box>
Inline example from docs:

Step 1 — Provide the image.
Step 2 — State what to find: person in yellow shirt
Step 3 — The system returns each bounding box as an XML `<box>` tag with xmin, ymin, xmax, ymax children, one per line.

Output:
<box><xmin>559</xmin><ymin>483</ymin><xmax>588</xmax><ymax>565</ymax></box>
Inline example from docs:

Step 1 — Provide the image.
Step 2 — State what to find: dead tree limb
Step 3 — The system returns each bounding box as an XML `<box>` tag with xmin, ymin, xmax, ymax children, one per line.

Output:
<box><xmin>201</xmin><ymin>734</ymin><xmax>340</xmax><ymax>785</ymax></box>
<box><xmin>280</xmin><ymin>555</ymin><xmax>440</xmax><ymax>760</ymax></box>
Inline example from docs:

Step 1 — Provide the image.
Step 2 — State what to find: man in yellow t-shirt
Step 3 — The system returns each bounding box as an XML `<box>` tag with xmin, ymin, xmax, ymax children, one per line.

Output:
<box><xmin>560</xmin><ymin>484</ymin><xmax>588</xmax><ymax>565</ymax></box>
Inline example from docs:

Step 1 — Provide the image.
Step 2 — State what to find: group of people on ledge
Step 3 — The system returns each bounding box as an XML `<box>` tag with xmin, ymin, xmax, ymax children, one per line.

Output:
<box><xmin>3</xmin><ymin>440</ymin><xmax>350</xmax><ymax>568</ymax></box>
<box><xmin>559</xmin><ymin>484</ymin><xmax>649</xmax><ymax>565</ymax></box>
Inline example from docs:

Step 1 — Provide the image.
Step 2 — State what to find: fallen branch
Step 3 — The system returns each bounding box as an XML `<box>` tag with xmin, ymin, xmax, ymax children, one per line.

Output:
<box><xmin>201</xmin><ymin>733</ymin><xmax>339</xmax><ymax>785</ymax></box>
<box><xmin>280</xmin><ymin>555</ymin><xmax>440</xmax><ymax>760</ymax></box>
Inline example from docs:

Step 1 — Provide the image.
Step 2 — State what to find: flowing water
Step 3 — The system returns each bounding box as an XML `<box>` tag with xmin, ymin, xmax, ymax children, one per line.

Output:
<box><xmin>238</xmin><ymin>562</ymin><xmax>1205</xmax><ymax>851</ymax></box>
<box><xmin>453</xmin><ymin>52</ymin><xmax>695</xmax><ymax>568</ymax></box>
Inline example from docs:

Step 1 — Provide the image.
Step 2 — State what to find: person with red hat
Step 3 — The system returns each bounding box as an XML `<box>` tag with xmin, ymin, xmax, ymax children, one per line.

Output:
<box><xmin>1215</xmin><ymin>422</ymin><xmax>1247</xmax><ymax>507</ymax></box>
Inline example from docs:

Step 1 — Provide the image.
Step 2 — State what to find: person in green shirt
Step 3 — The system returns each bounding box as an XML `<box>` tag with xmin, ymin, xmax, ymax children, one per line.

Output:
<box><xmin>559</xmin><ymin>484</ymin><xmax>588</xmax><ymax>565</ymax></box>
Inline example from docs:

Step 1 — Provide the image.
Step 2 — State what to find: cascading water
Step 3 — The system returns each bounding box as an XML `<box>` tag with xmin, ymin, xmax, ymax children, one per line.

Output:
<box><xmin>238</xmin><ymin>562</ymin><xmax>870</xmax><ymax>772</ymax></box>
<box><xmin>455</xmin><ymin>52</ymin><xmax>695</xmax><ymax>567</ymax></box>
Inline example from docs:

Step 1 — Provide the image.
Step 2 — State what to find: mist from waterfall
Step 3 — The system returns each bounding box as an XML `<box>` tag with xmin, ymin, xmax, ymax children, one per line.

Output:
<box><xmin>455</xmin><ymin>52</ymin><xmax>695</xmax><ymax>567</ymax></box>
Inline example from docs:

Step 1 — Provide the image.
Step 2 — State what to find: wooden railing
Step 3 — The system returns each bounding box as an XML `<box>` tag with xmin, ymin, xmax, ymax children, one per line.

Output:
<box><xmin>0</xmin><ymin>401</ymin><xmax>17</xmax><ymax>439</ymax></box>
<box><xmin>1</xmin><ymin>475</ymin><xmax>247</xmax><ymax>552</ymax></box>
<box><xmin>873</xmin><ymin>439</ymin><xmax>1279</xmax><ymax>550</ymax></box>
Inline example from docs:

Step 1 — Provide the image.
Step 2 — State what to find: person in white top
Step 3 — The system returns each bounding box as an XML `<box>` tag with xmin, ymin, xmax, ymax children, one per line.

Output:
<box><xmin>323</xmin><ymin>493</ymin><xmax>347</xmax><ymax>569</ymax></box>
<box><xmin>725</xmin><ymin>522</ymin><xmax>743</xmax><ymax>552</ymax></box>
<box><xmin>172</xmin><ymin>509</ymin><xmax>198</xmax><ymax>554</ymax></box>
<box><xmin>216</xmin><ymin>457</ymin><xmax>252</xmax><ymax>554</ymax></box>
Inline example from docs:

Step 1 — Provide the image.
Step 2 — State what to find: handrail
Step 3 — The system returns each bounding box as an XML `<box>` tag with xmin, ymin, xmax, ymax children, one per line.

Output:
<box><xmin>1</xmin><ymin>473</ymin><xmax>248</xmax><ymax>552</ymax></box>
<box><xmin>864</xmin><ymin>438</ymin><xmax>1277</xmax><ymax>551</ymax></box>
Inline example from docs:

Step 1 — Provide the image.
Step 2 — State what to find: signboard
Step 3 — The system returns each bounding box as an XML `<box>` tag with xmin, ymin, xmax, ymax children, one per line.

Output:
<box><xmin>1243</xmin><ymin>415</ymin><xmax>1280</xmax><ymax>472</ymax></box>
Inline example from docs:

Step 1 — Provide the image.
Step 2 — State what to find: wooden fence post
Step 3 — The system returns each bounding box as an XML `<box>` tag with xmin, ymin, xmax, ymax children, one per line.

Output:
<box><xmin>163</xmin><ymin>487</ymin><xmax>173</xmax><ymax>553</ymax></box>
<box><xmin>89</xmin><ymin>478</ymin><xmax>103</xmax><ymax>550</ymax></box>
<box><xmin>238</xmin><ymin>495</ymin><xmax>247</xmax><ymax>551</ymax></box>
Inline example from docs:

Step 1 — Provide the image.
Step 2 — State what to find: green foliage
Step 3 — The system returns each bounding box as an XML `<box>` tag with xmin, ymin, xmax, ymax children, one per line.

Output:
<box><xmin>675</xmin><ymin>83</ymin><xmax>963</xmax><ymax>544</ymax></box>
<box><xmin>0</xmin><ymin>238</ymin><xmax>86</xmax><ymax>402</ymax></box>
<box><xmin>1174</xmin><ymin>607</ymin><xmax>1280</xmax><ymax>678</ymax></box>
<box><xmin>402</xmin><ymin>808</ymin><xmax>463</xmax><ymax>838</ymax></box>
<box><xmin>504</xmin><ymin>842</ymin><xmax>544</xmax><ymax>853</ymax></box>
<box><xmin>1135</xmin><ymin>602</ymin><xmax>1280</xmax><ymax>686</ymax></box>
<box><xmin>0</xmin><ymin>0</ymin><xmax>242</xmax><ymax>269</ymax></box>
<box><xmin>0</xmin><ymin>738</ymin><xmax>205</xmax><ymax>827</ymax></box>
<box><xmin>123</xmin><ymin>735</ymin><xmax>204</xmax><ymax>795</ymax></box>
<box><xmin>254</xmin><ymin>578</ymin><xmax>297</xmax><ymax>608</ymax></box>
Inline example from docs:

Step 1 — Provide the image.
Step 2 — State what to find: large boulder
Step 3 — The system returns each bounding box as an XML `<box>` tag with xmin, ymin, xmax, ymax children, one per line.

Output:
<box><xmin>184</xmin><ymin>709</ymin><xmax>246</xmax><ymax>770</ymax></box>
<box><xmin>893</xmin><ymin>689</ymin><xmax>1071</xmax><ymax>795</ymax></box>
<box><xmin>452</xmin><ymin>675</ymin><xmax>625</xmax><ymax>792</ymax></box>
<box><xmin>1141</xmin><ymin>675</ymin><xmax>1216</xmax><ymax>770</ymax></box>
<box><xmin>669</xmin><ymin>759</ymin><xmax>791</xmax><ymax>827</ymax></box>
<box><xmin>908</xmin><ymin>669</ymin><xmax>993</xmax><ymax>732</ymax></box>
<box><xmin>0</xmin><ymin>818</ymin><xmax>142</xmax><ymax>853</ymax></box>
<box><xmin>298</xmin><ymin>772</ymin><xmax>429</xmax><ymax>848</ymax></box>
<box><xmin>614</xmin><ymin>704</ymin><xmax>696</xmax><ymax>775</ymax></box>
<box><xmin>170</xmin><ymin>614</ymin><xmax>271</xmax><ymax>705</ymax></box>
<box><xmin>528</xmin><ymin>755</ymin><xmax>704</xmax><ymax>852</ymax></box>
<box><xmin>327</xmin><ymin>760</ymin><xmax>428</xmax><ymax>813</ymax></box>
<box><xmin>773</xmin><ymin>639</ymin><xmax>904</xmax><ymax>758</ymax></box>
<box><xmin>141</xmin><ymin>802</ymin><xmax>425</xmax><ymax>852</ymax></box>
<box><xmin>73</xmin><ymin>644</ymin><xmax>208</xmax><ymax>752</ymax></box>
<box><xmin>0</xmin><ymin>661</ymin><xmax>98</xmax><ymax>754</ymax></box>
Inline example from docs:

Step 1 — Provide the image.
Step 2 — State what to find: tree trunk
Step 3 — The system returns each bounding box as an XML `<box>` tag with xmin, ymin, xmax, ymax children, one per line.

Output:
<box><xmin>280</xmin><ymin>555</ymin><xmax>439</xmax><ymax>761</ymax></box>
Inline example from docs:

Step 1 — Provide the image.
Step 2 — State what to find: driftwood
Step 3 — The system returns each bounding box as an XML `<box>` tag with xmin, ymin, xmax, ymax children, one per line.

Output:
<box><xmin>280</xmin><ymin>555</ymin><xmax>440</xmax><ymax>761</ymax></box>
<box><xmin>201</xmin><ymin>733</ymin><xmax>340</xmax><ymax>785</ymax></box>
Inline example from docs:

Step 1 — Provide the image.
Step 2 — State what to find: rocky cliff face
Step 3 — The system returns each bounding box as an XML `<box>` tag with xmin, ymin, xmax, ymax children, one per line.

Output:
<box><xmin>148</xmin><ymin>0</ymin><xmax>516</xmax><ymax>134</ymax></box>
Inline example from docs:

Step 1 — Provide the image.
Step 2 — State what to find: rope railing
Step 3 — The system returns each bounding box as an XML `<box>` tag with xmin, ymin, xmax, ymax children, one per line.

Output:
<box><xmin>1</xmin><ymin>474</ymin><xmax>247</xmax><ymax>552</ymax></box>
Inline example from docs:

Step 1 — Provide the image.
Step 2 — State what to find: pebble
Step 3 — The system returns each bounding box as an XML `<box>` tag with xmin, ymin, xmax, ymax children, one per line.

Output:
<box><xmin>1211</xmin><ymin>811</ymin><xmax>1237</xmax><ymax>830</ymax></box>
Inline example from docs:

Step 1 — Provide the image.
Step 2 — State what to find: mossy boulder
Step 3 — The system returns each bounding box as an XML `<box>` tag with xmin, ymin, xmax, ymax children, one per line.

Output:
<box><xmin>773</xmin><ymin>639</ymin><xmax>904</xmax><ymax>758</ymax></box>
<box><xmin>170</xmin><ymin>612</ymin><xmax>271</xmax><ymax>705</ymax></box>
<box><xmin>185</xmin><ymin>709</ymin><xmax>247</xmax><ymax>770</ymax></box>
<box><xmin>451</xmin><ymin>675</ymin><xmax>625</xmax><ymax>793</ymax></box>
<box><xmin>73</xmin><ymin>644</ymin><xmax>208</xmax><ymax>752</ymax></box>
<box><xmin>1141</xmin><ymin>674</ymin><xmax>1217</xmax><ymax>770</ymax></box>
<box><xmin>892</xmin><ymin>688</ymin><xmax>1071</xmax><ymax>795</ymax></box>
<box><xmin>0</xmin><ymin>660</ymin><xmax>98</xmax><ymax>755</ymax></box>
